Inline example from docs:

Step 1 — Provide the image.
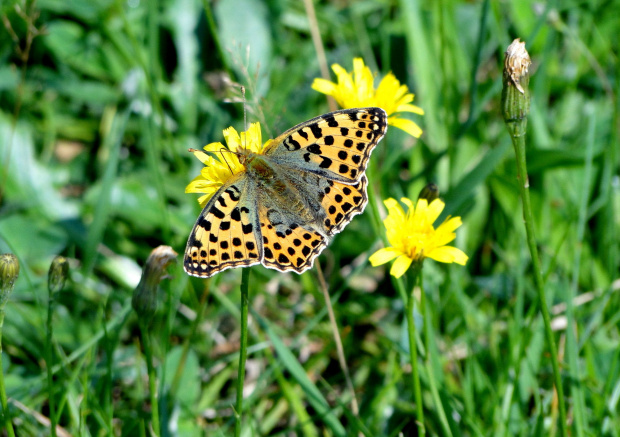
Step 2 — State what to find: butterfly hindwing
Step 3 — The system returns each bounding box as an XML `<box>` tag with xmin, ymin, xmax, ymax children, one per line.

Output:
<box><xmin>256</xmin><ymin>188</ymin><xmax>328</xmax><ymax>274</ymax></box>
<box><xmin>184</xmin><ymin>176</ymin><xmax>262</xmax><ymax>277</ymax></box>
<box><xmin>265</xmin><ymin>108</ymin><xmax>387</xmax><ymax>183</ymax></box>
<box><xmin>282</xmin><ymin>169</ymin><xmax>369</xmax><ymax>236</ymax></box>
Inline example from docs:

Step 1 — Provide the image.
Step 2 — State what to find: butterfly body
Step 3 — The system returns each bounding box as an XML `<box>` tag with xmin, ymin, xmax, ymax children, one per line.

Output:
<box><xmin>184</xmin><ymin>107</ymin><xmax>388</xmax><ymax>278</ymax></box>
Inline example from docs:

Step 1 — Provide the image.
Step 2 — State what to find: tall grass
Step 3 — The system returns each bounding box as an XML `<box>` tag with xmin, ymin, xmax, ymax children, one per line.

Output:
<box><xmin>0</xmin><ymin>0</ymin><xmax>618</xmax><ymax>435</ymax></box>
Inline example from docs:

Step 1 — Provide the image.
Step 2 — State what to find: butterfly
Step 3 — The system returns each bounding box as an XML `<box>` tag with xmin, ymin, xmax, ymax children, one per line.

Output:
<box><xmin>184</xmin><ymin>107</ymin><xmax>388</xmax><ymax>278</ymax></box>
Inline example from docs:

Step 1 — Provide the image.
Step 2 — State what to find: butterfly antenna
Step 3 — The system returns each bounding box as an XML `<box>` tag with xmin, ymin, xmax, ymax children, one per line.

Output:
<box><xmin>218</xmin><ymin>147</ymin><xmax>236</xmax><ymax>175</ymax></box>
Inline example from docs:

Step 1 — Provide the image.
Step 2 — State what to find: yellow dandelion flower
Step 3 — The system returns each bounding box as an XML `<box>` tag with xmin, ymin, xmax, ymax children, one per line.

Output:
<box><xmin>369</xmin><ymin>197</ymin><xmax>468</xmax><ymax>278</ymax></box>
<box><xmin>312</xmin><ymin>57</ymin><xmax>424</xmax><ymax>138</ymax></box>
<box><xmin>185</xmin><ymin>123</ymin><xmax>272</xmax><ymax>207</ymax></box>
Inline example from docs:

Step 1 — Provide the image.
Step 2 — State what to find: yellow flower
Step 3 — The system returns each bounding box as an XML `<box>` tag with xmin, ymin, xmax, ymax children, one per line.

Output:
<box><xmin>312</xmin><ymin>58</ymin><xmax>424</xmax><ymax>138</ymax></box>
<box><xmin>186</xmin><ymin>123</ymin><xmax>272</xmax><ymax>207</ymax></box>
<box><xmin>369</xmin><ymin>197</ymin><xmax>468</xmax><ymax>278</ymax></box>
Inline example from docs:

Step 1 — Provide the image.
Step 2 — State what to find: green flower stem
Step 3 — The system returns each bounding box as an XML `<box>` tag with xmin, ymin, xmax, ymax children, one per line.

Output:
<box><xmin>0</xmin><ymin>308</ymin><xmax>16</xmax><ymax>437</ymax></box>
<box><xmin>234</xmin><ymin>268</ymin><xmax>251</xmax><ymax>437</ymax></box>
<box><xmin>502</xmin><ymin>40</ymin><xmax>567</xmax><ymax>436</ymax></box>
<box><xmin>419</xmin><ymin>273</ymin><xmax>452</xmax><ymax>437</ymax></box>
<box><xmin>510</xmin><ymin>129</ymin><xmax>567</xmax><ymax>434</ymax></box>
<box><xmin>46</xmin><ymin>295</ymin><xmax>57</xmax><ymax>437</ymax></box>
<box><xmin>405</xmin><ymin>265</ymin><xmax>425</xmax><ymax>436</ymax></box>
<box><xmin>45</xmin><ymin>256</ymin><xmax>69</xmax><ymax>436</ymax></box>
<box><xmin>139</xmin><ymin>320</ymin><xmax>160</xmax><ymax>436</ymax></box>
<box><xmin>170</xmin><ymin>283</ymin><xmax>211</xmax><ymax>398</ymax></box>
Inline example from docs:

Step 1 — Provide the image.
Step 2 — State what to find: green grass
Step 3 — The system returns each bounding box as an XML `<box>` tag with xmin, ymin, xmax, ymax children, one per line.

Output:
<box><xmin>1</xmin><ymin>0</ymin><xmax>619</xmax><ymax>435</ymax></box>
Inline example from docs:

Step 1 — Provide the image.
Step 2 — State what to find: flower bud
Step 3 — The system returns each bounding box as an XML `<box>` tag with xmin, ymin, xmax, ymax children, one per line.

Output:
<box><xmin>502</xmin><ymin>39</ymin><xmax>531</xmax><ymax>133</ymax></box>
<box><xmin>48</xmin><ymin>256</ymin><xmax>69</xmax><ymax>296</ymax></box>
<box><xmin>0</xmin><ymin>253</ymin><xmax>19</xmax><ymax>308</ymax></box>
<box><xmin>418</xmin><ymin>183</ymin><xmax>439</xmax><ymax>202</ymax></box>
<box><xmin>132</xmin><ymin>246</ymin><xmax>178</xmax><ymax>324</ymax></box>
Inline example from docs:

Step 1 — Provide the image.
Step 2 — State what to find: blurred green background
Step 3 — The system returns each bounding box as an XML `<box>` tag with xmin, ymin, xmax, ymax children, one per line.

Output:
<box><xmin>0</xmin><ymin>0</ymin><xmax>618</xmax><ymax>435</ymax></box>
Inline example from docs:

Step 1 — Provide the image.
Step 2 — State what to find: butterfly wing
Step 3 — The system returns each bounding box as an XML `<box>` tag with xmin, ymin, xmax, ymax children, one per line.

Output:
<box><xmin>255</xmin><ymin>186</ymin><xmax>328</xmax><ymax>274</ymax></box>
<box><xmin>184</xmin><ymin>174</ymin><xmax>263</xmax><ymax>278</ymax></box>
<box><xmin>315</xmin><ymin>175</ymin><xmax>369</xmax><ymax>236</ymax></box>
<box><xmin>251</xmin><ymin>169</ymin><xmax>369</xmax><ymax>275</ymax></box>
<box><xmin>264</xmin><ymin>107</ymin><xmax>387</xmax><ymax>183</ymax></box>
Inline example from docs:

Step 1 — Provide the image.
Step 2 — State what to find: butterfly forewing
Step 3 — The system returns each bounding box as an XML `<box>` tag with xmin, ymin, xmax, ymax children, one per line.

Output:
<box><xmin>184</xmin><ymin>176</ymin><xmax>262</xmax><ymax>277</ymax></box>
<box><xmin>318</xmin><ymin>175</ymin><xmax>368</xmax><ymax>235</ymax></box>
<box><xmin>266</xmin><ymin>108</ymin><xmax>387</xmax><ymax>183</ymax></box>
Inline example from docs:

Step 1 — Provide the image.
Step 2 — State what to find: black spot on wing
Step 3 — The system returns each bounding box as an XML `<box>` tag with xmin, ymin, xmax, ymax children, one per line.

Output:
<box><xmin>285</xmin><ymin>137</ymin><xmax>301</xmax><ymax>150</ymax></box>
<box><xmin>225</xmin><ymin>187</ymin><xmax>241</xmax><ymax>201</ymax></box>
<box><xmin>198</xmin><ymin>218</ymin><xmax>211</xmax><ymax>231</ymax></box>
<box><xmin>307</xmin><ymin>144</ymin><xmax>322</xmax><ymax>154</ymax></box>
<box><xmin>319</xmin><ymin>156</ymin><xmax>332</xmax><ymax>168</ymax></box>
<box><xmin>188</xmin><ymin>235</ymin><xmax>202</xmax><ymax>248</ymax></box>
<box><xmin>211</xmin><ymin>206</ymin><xmax>225</xmax><ymax>219</ymax></box>
<box><xmin>325</xmin><ymin>115</ymin><xmax>338</xmax><ymax>127</ymax></box>
<box><xmin>309</xmin><ymin>123</ymin><xmax>322</xmax><ymax>139</ymax></box>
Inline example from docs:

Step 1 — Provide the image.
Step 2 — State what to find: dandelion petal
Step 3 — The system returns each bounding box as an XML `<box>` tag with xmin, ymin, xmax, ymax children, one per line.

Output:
<box><xmin>311</xmin><ymin>78</ymin><xmax>337</xmax><ymax>95</ymax></box>
<box><xmin>369</xmin><ymin>247</ymin><xmax>402</xmax><ymax>266</ymax></box>
<box><xmin>427</xmin><ymin>246</ymin><xmax>468</xmax><ymax>265</ymax></box>
<box><xmin>390</xmin><ymin>254</ymin><xmax>413</xmax><ymax>278</ymax></box>
<box><xmin>397</xmin><ymin>103</ymin><xmax>425</xmax><ymax>115</ymax></box>
<box><xmin>389</xmin><ymin>117</ymin><xmax>423</xmax><ymax>138</ymax></box>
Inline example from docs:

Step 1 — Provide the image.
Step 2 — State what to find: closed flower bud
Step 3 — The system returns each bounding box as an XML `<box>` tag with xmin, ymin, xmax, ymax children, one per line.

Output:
<box><xmin>502</xmin><ymin>39</ymin><xmax>531</xmax><ymax>135</ymax></box>
<box><xmin>132</xmin><ymin>246</ymin><xmax>178</xmax><ymax>324</ymax></box>
<box><xmin>418</xmin><ymin>183</ymin><xmax>439</xmax><ymax>202</ymax></box>
<box><xmin>0</xmin><ymin>253</ymin><xmax>19</xmax><ymax>308</ymax></box>
<box><xmin>48</xmin><ymin>256</ymin><xmax>69</xmax><ymax>296</ymax></box>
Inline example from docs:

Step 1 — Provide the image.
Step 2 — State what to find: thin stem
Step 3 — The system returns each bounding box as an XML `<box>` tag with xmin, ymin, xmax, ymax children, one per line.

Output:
<box><xmin>234</xmin><ymin>268</ymin><xmax>251</xmax><ymax>437</ymax></box>
<box><xmin>511</xmin><ymin>131</ymin><xmax>567</xmax><ymax>435</ymax></box>
<box><xmin>506</xmin><ymin>105</ymin><xmax>568</xmax><ymax>437</ymax></box>
<box><xmin>102</xmin><ymin>302</ymin><xmax>114</xmax><ymax>433</ymax></box>
<box><xmin>502</xmin><ymin>41</ymin><xmax>567</xmax><ymax>435</ymax></box>
<box><xmin>406</xmin><ymin>266</ymin><xmax>425</xmax><ymax>435</ymax></box>
<box><xmin>170</xmin><ymin>282</ymin><xmax>211</xmax><ymax>398</ymax></box>
<box><xmin>315</xmin><ymin>262</ymin><xmax>359</xmax><ymax>416</ymax></box>
<box><xmin>303</xmin><ymin>0</ymin><xmax>337</xmax><ymax>112</ymax></box>
<box><xmin>419</xmin><ymin>273</ymin><xmax>452</xmax><ymax>437</ymax></box>
<box><xmin>0</xmin><ymin>310</ymin><xmax>16</xmax><ymax>437</ymax></box>
<box><xmin>140</xmin><ymin>321</ymin><xmax>160</xmax><ymax>436</ymax></box>
<box><xmin>46</xmin><ymin>296</ymin><xmax>57</xmax><ymax>437</ymax></box>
